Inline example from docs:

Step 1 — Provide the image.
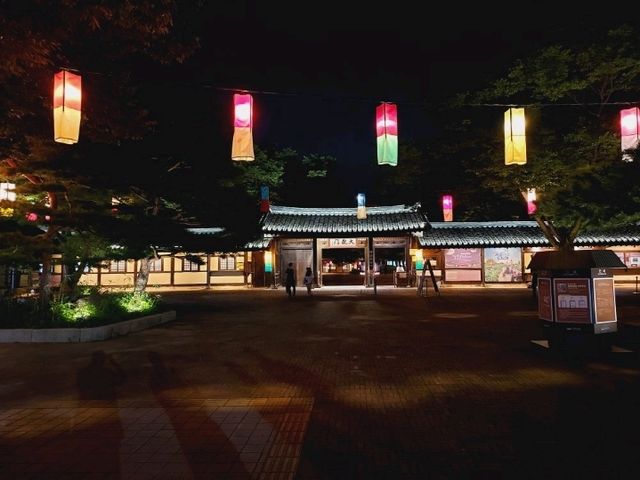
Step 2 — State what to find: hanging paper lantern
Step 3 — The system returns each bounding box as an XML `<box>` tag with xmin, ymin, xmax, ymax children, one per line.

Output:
<box><xmin>356</xmin><ymin>193</ymin><xmax>367</xmax><ymax>219</ymax></box>
<box><xmin>26</xmin><ymin>212</ymin><xmax>38</xmax><ymax>222</ymax></box>
<box><xmin>232</xmin><ymin>93</ymin><xmax>255</xmax><ymax>161</ymax></box>
<box><xmin>53</xmin><ymin>70</ymin><xmax>82</xmax><ymax>144</ymax></box>
<box><xmin>526</xmin><ymin>188</ymin><xmax>537</xmax><ymax>215</ymax></box>
<box><xmin>504</xmin><ymin>108</ymin><xmax>526</xmax><ymax>165</ymax></box>
<box><xmin>376</xmin><ymin>102</ymin><xmax>398</xmax><ymax>166</ymax></box>
<box><xmin>620</xmin><ymin>107</ymin><xmax>639</xmax><ymax>162</ymax></box>
<box><xmin>264</xmin><ymin>251</ymin><xmax>273</xmax><ymax>273</ymax></box>
<box><xmin>442</xmin><ymin>195</ymin><xmax>453</xmax><ymax>222</ymax></box>
<box><xmin>260</xmin><ymin>186</ymin><xmax>270</xmax><ymax>213</ymax></box>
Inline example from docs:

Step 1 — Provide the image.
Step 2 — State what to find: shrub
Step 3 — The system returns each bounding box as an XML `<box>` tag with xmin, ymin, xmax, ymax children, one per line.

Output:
<box><xmin>1</xmin><ymin>290</ymin><xmax>163</xmax><ymax>329</ymax></box>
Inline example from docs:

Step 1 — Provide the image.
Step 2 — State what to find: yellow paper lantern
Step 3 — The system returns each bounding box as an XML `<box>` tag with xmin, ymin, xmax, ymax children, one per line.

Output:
<box><xmin>504</xmin><ymin>108</ymin><xmax>526</xmax><ymax>165</ymax></box>
<box><xmin>53</xmin><ymin>70</ymin><xmax>82</xmax><ymax>144</ymax></box>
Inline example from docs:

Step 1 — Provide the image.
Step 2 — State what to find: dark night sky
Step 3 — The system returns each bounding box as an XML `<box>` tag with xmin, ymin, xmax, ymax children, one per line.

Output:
<box><xmin>161</xmin><ymin>2</ymin><xmax>631</xmax><ymax>205</ymax></box>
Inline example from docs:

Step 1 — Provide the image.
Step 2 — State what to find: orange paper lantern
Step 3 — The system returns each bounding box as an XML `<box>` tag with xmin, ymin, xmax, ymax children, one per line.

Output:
<box><xmin>53</xmin><ymin>70</ymin><xmax>82</xmax><ymax>144</ymax></box>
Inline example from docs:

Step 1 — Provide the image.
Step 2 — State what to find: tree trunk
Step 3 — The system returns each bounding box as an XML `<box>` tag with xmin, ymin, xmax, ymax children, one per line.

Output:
<box><xmin>135</xmin><ymin>257</ymin><xmax>151</xmax><ymax>293</ymax></box>
<box><xmin>39</xmin><ymin>253</ymin><xmax>52</xmax><ymax>306</ymax></box>
<box><xmin>60</xmin><ymin>264</ymin><xmax>85</xmax><ymax>302</ymax></box>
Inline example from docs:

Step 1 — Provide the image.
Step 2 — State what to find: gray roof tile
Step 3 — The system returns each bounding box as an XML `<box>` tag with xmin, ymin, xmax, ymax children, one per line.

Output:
<box><xmin>418</xmin><ymin>221</ymin><xmax>640</xmax><ymax>248</ymax></box>
<box><xmin>262</xmin><ymin>204</ymin><xmax>428</xmax><ymax>236</ymax></box>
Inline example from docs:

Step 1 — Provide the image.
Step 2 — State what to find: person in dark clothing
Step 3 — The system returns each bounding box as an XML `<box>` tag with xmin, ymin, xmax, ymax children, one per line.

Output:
<box><xmin>285</xmin><ymin>262</ymin><xmax>296</xmax><ymax>297</ymax></box>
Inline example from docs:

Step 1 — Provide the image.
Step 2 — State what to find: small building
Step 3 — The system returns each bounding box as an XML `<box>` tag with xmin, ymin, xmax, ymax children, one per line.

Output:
<box><xmin>257</xmin><ymin>204</ymin><xmax>428</xmax><ymax>287</ymax></box>
<box><xmin>417</xmin><ymin>221</ymin><xmax>640</xmax><ymax>286</ymax></box>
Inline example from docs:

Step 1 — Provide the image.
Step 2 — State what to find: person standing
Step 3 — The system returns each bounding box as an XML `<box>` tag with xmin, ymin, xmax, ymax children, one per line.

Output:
<box><xmin>285</xmin><ymin>262</ymin><xmax>296</xmax><ymax>297</ymax></box>
<box><xmin>303</xmin><ymin>267</ymin><xmax>314</xmax><ymax>295</ymax></box>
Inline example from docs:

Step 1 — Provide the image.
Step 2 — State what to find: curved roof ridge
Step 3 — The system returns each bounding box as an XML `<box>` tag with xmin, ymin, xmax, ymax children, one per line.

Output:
<box><xmin>269</xmin><ymin>204</ymin><xmax>419</xmax><ymax>216</ymax></box>
<box><xmin>430</xmin><ymin>221</ymin><xmax>539</xmax><ymax>228</ymax></box>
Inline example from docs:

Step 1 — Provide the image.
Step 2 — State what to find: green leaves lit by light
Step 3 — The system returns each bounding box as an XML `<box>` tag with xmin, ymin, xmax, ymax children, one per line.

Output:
<box><xmin>116</xmin><ymin>292</ymin><xmax>158</xmax><ymax>313</ymax></box>
<box><xmin>51</xmin><ymin>300</ymin><xmax>97</xmax><ymax>323</ymax></box>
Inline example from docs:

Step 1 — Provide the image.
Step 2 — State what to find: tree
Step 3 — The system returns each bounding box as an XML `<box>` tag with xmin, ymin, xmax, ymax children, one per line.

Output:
<box><xmin>0</xmin><ymin>0</ymin><xmax>200</xmax><ymax>301</ymax></box>
<box><xmin>452</xmin><ymin>25</ymin><xmax>640</xmax><ymax>249</ymax></box>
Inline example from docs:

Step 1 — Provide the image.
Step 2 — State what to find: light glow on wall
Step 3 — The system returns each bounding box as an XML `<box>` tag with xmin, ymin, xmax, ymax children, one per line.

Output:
<box><xmin>264</xmin><ymin>250</ymin><xmax>273</xmax><ymax>273</ymax></box>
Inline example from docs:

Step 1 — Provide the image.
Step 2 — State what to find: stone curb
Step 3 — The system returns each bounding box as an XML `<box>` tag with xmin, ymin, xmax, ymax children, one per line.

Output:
<box><xmin>0</xmin><ymin>310</ymin><xmax>176</xmax><ymax>343</ymax></box>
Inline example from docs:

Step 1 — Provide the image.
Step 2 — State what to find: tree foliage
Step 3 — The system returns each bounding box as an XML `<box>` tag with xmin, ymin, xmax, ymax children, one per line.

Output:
<box><xmin>0</xmin><ymin>0</ymin><xmax>200</xmax><ymax>299</ymax></box>
<box><xmin>454</xmin><ymin>25</ymin><xmax>640</xmax><ymax>247</ymax></box>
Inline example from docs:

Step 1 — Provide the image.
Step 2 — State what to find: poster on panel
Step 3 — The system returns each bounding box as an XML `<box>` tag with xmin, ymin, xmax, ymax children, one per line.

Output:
<box><xmin>593</xmin><ymin>278</ymin><xmax>616</xmax><ymax>323</ymax></box>
<box><xmin>444</xmin><ymin>248</ymin><xmax>482</xmax><ymax>269</ymax></box>
<box><xmin>553</xmin><ymin>278</ymin><xmax>591</xmax><ymax>323</ymax></box>
<box><xmin>484</xmin><ymin>248</ymin><xmax>523</xmax><ymax>282</ymax></box>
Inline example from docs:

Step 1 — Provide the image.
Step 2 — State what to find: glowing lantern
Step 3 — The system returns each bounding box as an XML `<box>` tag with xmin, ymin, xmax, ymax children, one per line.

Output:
<box><xmin>504</xmin><ymin>108</ymin><xmax>526</xmax><ymax>165</ymax></box>
<box><xmin>26</xmin><ymin>212</ymin><xmax>38</xmax><ymax>222</ymax></box>
<box><xmin>264</xmin><ymin>251</ymin><xmax>273</xmax><ymax>273</ymax></box>
<box><xmin>53</xmin><ymin>70</ymin><xmax>82</xmax><ymax>144</ymax></box>
<box><xmin>620</xmin><ymin>107</ymin><xmax>639</xmax><ymax>162</ymax></box>
<box><xmin>232</xmin><ymin>93</ymin><xmax>254</xmax><ymax>161</ymax></box>
<box><xmin>0</xmin><ymin>182</ymin><xmax>16</xmax><ymax>217</ymax></box>
<box><xmin>442</xmin><ymin>195</ymin><xmax>453</xmax><ymax>222</ymax></box>
<box><xmin>260</xmin><ymin>186</ymin><xmax>270</xmax><ymax>213</ymax></box>
<box><xmin>376</xmin><ymin>102</ymin><xmax>398</xmax><ymax>166</ymax></box>
<box><xmin>414</xmin><ymin>250</ymin><xmax>424</xmax><ymax>270</ymax></box>
<box><xmin>526</xmin><ymin>188</ymin><xmax>537</xmax><ymax>215</ymax></box>
<box><xmin>357</xmin><ymin>193</ymin><xmax>366</xmax><ymax>219</ymax></box>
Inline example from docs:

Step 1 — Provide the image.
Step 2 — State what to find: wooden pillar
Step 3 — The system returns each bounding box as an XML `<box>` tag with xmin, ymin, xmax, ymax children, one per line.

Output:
<box><xmin>367</xmin><ymin>236</ymin><xmax>374</xmax><ymax>287</ymax></box>
<box><xmin>206</xmin><ymin>253</ymin><xmax>211</xmax><ymax>289</ymax></box>
<box><xmin>170</xmin><ymin>256</ymin><xmax>175</xmax><ymax>286</ymax></box>
<box><xmin>312</xmin><ymin>237</ymin><xmax>318</xmax><ymax>286</ymax></box>
<box><xmin>405</xmin><ymin>236</ymin><xmax>411</xmax><ymax>284</ymax></box>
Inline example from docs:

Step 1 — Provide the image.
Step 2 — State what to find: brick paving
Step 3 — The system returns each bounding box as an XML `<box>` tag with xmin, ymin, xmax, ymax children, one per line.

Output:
<box><xmin>0</xmin><ymin>285</ymin><xmax>639</xmax><ymax>479</ymax></box>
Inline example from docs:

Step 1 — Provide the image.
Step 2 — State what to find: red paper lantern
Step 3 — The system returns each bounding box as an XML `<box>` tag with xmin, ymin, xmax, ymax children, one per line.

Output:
<box><xmin>526</xmin><ymin>188</ymin><xmax>537</xmax><ymax>215</ymax></box>
<box><xmin>376</xmin><ymin>103</ymin><xmax>398</xmax><ymax>166</ymax></box>
<box><xmin>442</xmin><ymin>195</ymin><xmax>453</xmax><ymax>222</ymax></box>
<box><xmin>620</xmin><ymin>107</ymin><xmax>639</xmax><ymax>161</ymax></box>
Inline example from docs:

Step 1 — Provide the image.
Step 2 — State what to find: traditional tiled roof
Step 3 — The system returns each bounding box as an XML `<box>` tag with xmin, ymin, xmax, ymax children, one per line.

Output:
<box><xmin>186</xmin><ymin>227</ymin><xmax>225</xmax><ymax>235</ymax></box>
<box><xmin>244</xmin><ymin>237</ymin><xmax>272</xmax><ymax>250</ymax></box>
<box><xmin>261</xmin><ymin>204</ymin><xmax>428</xmax><ymax>236</ymax></box>
<box><xmin>418</xmin><ymin>221</ymin><xmax>640</xmax><ymax>248</ymax></box>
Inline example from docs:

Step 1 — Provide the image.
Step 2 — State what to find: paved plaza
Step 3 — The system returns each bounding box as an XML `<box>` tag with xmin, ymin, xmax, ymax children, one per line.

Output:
<box><xmin>0</xmin><ymin>285</ymin><xmax>639</xmax><ymax>479</ymax></box>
